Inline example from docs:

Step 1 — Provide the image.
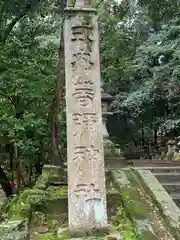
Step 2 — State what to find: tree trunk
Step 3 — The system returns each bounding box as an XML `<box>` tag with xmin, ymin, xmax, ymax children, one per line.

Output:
<box><xmin>0</xmin><ymin>166</ymin><xmax>13</xmax><ymax>198</ymax></box>
<box><xmin>50</xmin><ymin>19</ymin><xmax>65</xmax><ymax>166</ymax></box>
<box><xmin>6</xmin><ymin>143</ymin><xmax>14</xmax><ymax>189</ymax></box>
<box><xmin>35</xmin><ymin>162</ymin><xmax>43</xmax><ymax>178</ymax></box>
<box><xmin>34</xmin><ymin>142</ymin><xmax>44</xmax><ymax>179</ymax></box>
<box><xmin>1</xmin><ymin>0</ymin><xmax>41</xmax><ymax>44</ymax></box>
<box><xmin>154</xmin><ymin>129</ymin><xmax>158</xmax><ymax>146</ymax></box>
<box><xmin>19</xmin><ymin>170</ymin><xmax>25</xmax><ymax>186</ymax></box>
<box><xmin>141</xmin><ymin>127</ymin><xmax>145</xmax><ymax>150</ymax></box>
<box><xmin>14</xmin><ymin>143</ymin><xmax>21</xmax><ymax>193</ymax></box>
<box><xmin>9</xmin><ymin>149</ymin><xmax>14</xmax><ymax>189</ymax></box>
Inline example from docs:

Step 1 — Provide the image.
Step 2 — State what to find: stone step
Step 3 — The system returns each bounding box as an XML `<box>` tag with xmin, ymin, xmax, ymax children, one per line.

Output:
<box><xmin>149</xmin><ymin>166</ymin><xmax>180</xmax><ymax>173</ymax></box>
<box><xmin>170</xmin><ymin>193</ymin><xmax>180</xmax><ymax>207</ymax></box>
<box><xmin>135</xmin><ymin>166</ymin><xmax>180</xmax><ymax>174</ymax></box>
<box><xmin>127</xmin><ymin>160</ymin><xmax>180</xmax><ymax>168</ymax></box>
<box><xmin>161</xmin><ymin>182</ymin><xmax>180</xmax><ymax>193</ymax></box>
<box><xmin>154</xmin><ymin>172</ymin><xmax>180</xmax><ymax>182</ymax></box>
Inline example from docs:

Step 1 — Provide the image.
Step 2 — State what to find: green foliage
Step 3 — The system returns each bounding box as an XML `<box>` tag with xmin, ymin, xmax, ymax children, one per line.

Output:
<box><xmin>7</xmin><ymin>186</ymin><xmax>67</xmax><ymax>219</ymax></box>
<box><xmin>105</xmin><ymin>4</ymin><xmax>180</xmax><ymax>147</ymax></box>
<box><xmin>111</xmin><ymin>206</ymin><xmax>137</xmax><ymax>240</ymax></box>
<box><xmin>100</xmin><ymin>1</ymin><xmax>132</xmax><ymax>94</ymax></box>
<box><xmin>38</xmin><ymin>232</ymin><xmax>56</xmax><ymax>240</ymax></box>
<box><xmin>0</xmin><ymin>0</ymin><xmax>66</xmax><ymax>180</ymax></box>
<box><xmin>128</xmin><ymin>17</ymin><xmax>180</xmax><ymax>135</ymax></box>
<box><xmin>8</xmin><ymin>189</ymin><xmax>49</xmax><ymax>218</ymax></box>
<box><xmin>0</xmin><ymin>15</ymin><xmax>58</xmax><ymax>145</ymax></box>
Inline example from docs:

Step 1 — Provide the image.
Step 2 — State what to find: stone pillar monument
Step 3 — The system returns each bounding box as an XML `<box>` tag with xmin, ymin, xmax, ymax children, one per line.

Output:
<box><xmin>64</xmin><ymin>0</ymin><xmax>108</xmax><ymax>236</ymax></box>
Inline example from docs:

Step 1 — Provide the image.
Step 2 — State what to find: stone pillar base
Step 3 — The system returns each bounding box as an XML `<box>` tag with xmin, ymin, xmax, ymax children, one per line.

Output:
<box><xmin>57</xmin><ymin>225</ymin><xmax>121</xmax><ymax>239</ymax></box>
<box><xmin>35</xmin><ymin>165</ymin><xmax>67</xmax><ymax>189</ymax></box>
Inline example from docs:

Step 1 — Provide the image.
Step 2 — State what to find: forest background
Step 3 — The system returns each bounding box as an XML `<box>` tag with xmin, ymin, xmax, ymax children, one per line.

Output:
<box><xmin>0</xmin><ymin>0</ymin><xmax>180</xmax><ymax>195</ymax></box>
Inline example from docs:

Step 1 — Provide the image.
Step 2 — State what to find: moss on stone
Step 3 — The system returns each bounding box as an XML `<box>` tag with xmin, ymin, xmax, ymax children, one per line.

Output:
<box><xmin>57</xmin><ymin>227</ymin><xmax>108</xmax><ymax>239</ymax></box>
<box><xmin>57</xmin><ymin>228</ymin><xmax>69</xmax><ymax>239</ymax></box>
<box><xmin>120</xmin><ymin>170</ymin><xmax>149</xmax><ymax>220</ymax></box>
<box><xmin>138</xmin><ymin>231</ymin><xmax>159</xmax><ymax>240</ymax></box>
<box><xmin>35</xmin><ymin>165</ymin><xmax>67</xmax><ymax>190</ymax></box>
<box><xmin>7</xmin><ymin>184</ymin><xmax>67</xmax><ymax>220</ymax></box>
<box><xmin>32</xmin><ymin>211</ymin><xmax>59</xmax><ymax>227</ymax></box>
<box><xmin>104</xmin><ymin>141</ymin><xmax>124</xmax><ymax>158</ymax></box>
<box><xmin>0</xmin><ymin>219</ymin><xmax>28</xmax><ymax>240</ymax></box>
<box><xmin>47</xmin><ymin>186</ymin><xmax>67</xmax><ymax>197</ymax></box>
<box><xmin>104</xmin><ymin>141</ymin><xmax>116</xmax><ymax>157</ymax></box>
<box><xmin>110</xmin><ymin>205</ymin><xmax>137</xmax><ymax>240</ymax></box>
<box><xmin>35</xmin><ymin>175</ymin><xmax>48</xmax><ymax>190</ymax></box>
<box><xmin>110</xmin><ymin>169</ymin><xmax>158</xmax><ymax>239</ymax></box>
<box><xmin>0</xmin><ymin>166</ymin><xmax>67</xmax><ymax>239</ymax></box>
<box><xmin>8</xmin><ymin>188</ymin><xmax>50</xmax><ymax>219</ymax></box>
<box><xmin>37</xmin><ymin>232</ymin><xmax>57</xmax><ymax>240</ymax></box>
<box><xmin>67</xmin><ymin>0</ymin><xmax>74</xmax><ymax>7</ymax></box>
<box><xmin>134</xmin><ymin>169</ymin><xmax>180</xmax><ymax>239</ymax></box>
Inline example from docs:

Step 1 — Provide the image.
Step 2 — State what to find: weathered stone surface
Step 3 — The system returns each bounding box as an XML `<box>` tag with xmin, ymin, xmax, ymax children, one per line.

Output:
<box><xmin>111</xmin><ymin>169</ymin><xmax>177</xmax><ymax>239</ymax></box>
<box><xmin>0</xmin><ymin>220</ymin><xmax>28</xmax><ymax>240</ymax></box>
<box><xmin>110</xmin><ymin>169</ymin><xmax>157</xmax><ymax>239</ymax></box>
<box><xmin>103</xmin><ymin>140</ymin><xmax>120</xmax><ymax>157</ymax></box>
<box><xmin>57</xmin><ymin>226</ymin><xmax>121</xmax><ymax>239</ymax></box>
<box><xmin>35</xmin><ymin>165</ymin><xmax>67</xmax><ymax>189</ymax></box>
<box><xmin>64</xmin><ymin>2</ymin><xmax>107</xmax><ymax>235</ymax></box>
<box><xmin>106</xmin><ymin>228</ymin><xmax>122</xmax><ymax>240</ymax></box>
<box><xmin>67</xmin><ymin>0</ymin><xmax>93</xmax><ymax>8</ymax></box>
<box><xmin>146</xmin><ymin>166</ymin><xmax>180</xmax><ymax>208</ymax></box>
<box><xmin>75</xmin><ymin>0</ymin><xmax>92</xmax><ymax>8</ymax></box>
<box><xmin>135</xmin><ymin>169</ymin><xmax>180</xmax><ymax>239</ymax></box>
<box><xmin>57</xmin><ymin>227</ymin><xmax>68</xmax><ymax>239</ymax></box>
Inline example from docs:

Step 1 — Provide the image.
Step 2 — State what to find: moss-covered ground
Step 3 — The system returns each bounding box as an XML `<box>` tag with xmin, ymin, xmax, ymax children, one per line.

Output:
<box><xmin>3</xmin><ymin>167</ymin><xmax>172</xmax><ymax>240</ymax></box>
<box><xmin>0</xmin><ymin>173</ymin><xmax>138</xmax><ymax>240</ymax></box>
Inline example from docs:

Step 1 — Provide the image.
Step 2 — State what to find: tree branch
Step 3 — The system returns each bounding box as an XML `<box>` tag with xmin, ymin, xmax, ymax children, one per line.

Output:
<box><xmin>0</xmin><ymin>89</ymin><xmax>16</xmax><ymax>107</ymax></box>
<box><xmin>1</xmin><ymin>0</ymin><xmax>41</xmax><ymax>44</ymax></box>
<box><xmin>95</xmin><ymin>0</ymin><xmax>104</xmax><ymax>9</ymax></box>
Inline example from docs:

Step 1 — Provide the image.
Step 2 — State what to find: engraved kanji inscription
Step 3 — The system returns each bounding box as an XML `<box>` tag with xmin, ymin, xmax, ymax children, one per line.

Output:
<box><xmin>74</xmin><ymin>183</ymin><xmax>88</xmax><ymax>198</ymax></box>
<box><xmin>64</xmin><ymin>4</ymin><xmax>108</xmax><ymax>229</ymax></box>
<box><xmin>86</xmin><ymin>145</ymin><xmax>99</xmax><ymax>162</ymax></box>
<box><xmin>71</xmin><ymin>25</ymin><xmax>94</xmax><ymax>42</ymax></box>
<box><xmin>73</xmin><ymin>146</ymin><xmax>86</xmax><ymax>176</ymax></box>
<box><xmin>71</xmin><ymin>52</ymin><xmax>94</xmax><ymax>71</ymax></box>
<box><xmin>74</xmin><ymin>183</ymin><xmax>99</xmax><ymax>199</ymax></box>
<box><xmin>73</xmin><ymin>86</ymin><xmax>94</xmax><ymax>107</ymax></box>
<box><xmin>86</xmin><ymin>183</ymin><xmax>99</xmax><ymax>197</ymax></box>
<box><xmin>72</xmin><ymin>112</ymin><xmax>97</xmax><ymax>136</ymax></box>
<box><xmin>74</xmin><ymin>183</ymin><xmax>103</xmax><ymax>222</ymax></box>
<box><xmin>73</xmin><ymin>75</ymin><xmax>93</xmax><ymax>85</ymax></box>
<box><xmin>73</xmin><ymin>146</ymin><xmax>86</xmax><ymax>163</ymax></box>
<box><xmin>71</xmin><ymin>23</ymin><xmax>94</xmax><ymax>60</ymax></box>
<box><xmin>73</xmin><ymin>145</ymin><xmax>100</xmax><ymax>169</ymax></box>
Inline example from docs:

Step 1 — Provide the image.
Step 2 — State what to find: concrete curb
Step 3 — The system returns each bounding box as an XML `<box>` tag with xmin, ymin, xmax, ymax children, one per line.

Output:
<box><xmin>134</xmin><ymin>169</ymin><xmax>180</xmax><ymax>239</ymax></box>
<box><xmin>110</xmin><ymin>169</ymin><xmax>158</xmax><ymax>239</ymax></box>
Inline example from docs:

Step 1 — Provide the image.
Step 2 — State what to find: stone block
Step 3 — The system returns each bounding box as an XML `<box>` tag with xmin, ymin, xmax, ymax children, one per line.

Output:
<box><xmin>64</xmin><ymin>3</ymin><xmax>107</xmax><ymax>234</ymax></box>
<box><xmin>35</xmin><ymin>165</ymin><xmax>67</xmax><ymax>189</ymax></box>
<box><xmin>57</xmin><ymin>225</ymin><xmax>121</xmax><ymax>239</ymax></box>
<box><xmin>0</xmin><ymin>219</ymin><xmax>28</xmax><ymax>240</ymax></box>
<box><xmin>134</xmin><ymin>169</ymin><xmax>180</xmax><ymax>239</ymax></box>
<box><xmin>110</xmin><ymin>169</ymin><xmax>169</xmax><ymax>239</ymax></box>
<box><xmin>111</xmin><ymin>170</ymin><xmax>155</xmax><ymax>234</ymax></box>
